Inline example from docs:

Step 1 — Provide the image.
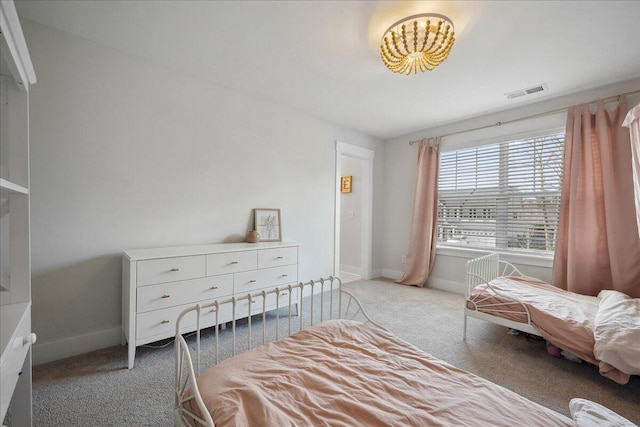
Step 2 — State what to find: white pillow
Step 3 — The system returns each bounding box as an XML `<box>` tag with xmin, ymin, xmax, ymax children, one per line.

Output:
<box><xmin>569</xmin><ymin>398</ymin><xmax>637</xmax><ymax>427</ymax></box>
<box><xmin>597</xmin><ymin>289</ymin><xmax>631</xmax><ymax>305</ymax></box>
<box><xmin>593</xmin><ymin>290</ymin><xmax>640</xmax><ymax>376</ymax></box>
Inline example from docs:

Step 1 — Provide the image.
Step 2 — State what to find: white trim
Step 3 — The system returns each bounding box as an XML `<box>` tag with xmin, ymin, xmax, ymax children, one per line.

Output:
<box><xmin>380</xmin><ymin>269</ymin><xmax>464</xmax><ymax>293</ymax></box>
<box><xmin>426</xmin><ymin>277</ymin><xmax>465</xmax><ymax>294</ymax></box>
<box><xmin>335</xmin><ymin>141</ymin><xmax>374</xmax><ymax>280</ymax></box>
<box><xmin>339</xmin><ymin>264</ymin><xmax>361</xmax><ymax>276</ymax></box>
<box><xmin>441</xmin><ymin>117</ymin><xmax>566</xmax><ymax>152</ymax></box>
<box><xmin>339</xmin><ymin>271</ymin><xmax>361</xmax><ymax>283</ymax></box>
<box><xmin>437</xmin><ymin>105</ymin><xmax>566</xmax><ymax>151</ymax></box>
<box><xmin>435</xmin><ymin>246</ymin><xmax>553</xmax><ymax>268</ymax></box>
<box><xmin>370</xmin><ymin>268</ymin><xmax>382</xmax><ymax>279</ymax></box>
<box><xmin>32</xmin><ymin>327</ymin><xmax>121</xmax><ymax>366</ymax></box>
<box><xmin>381</xmin><ymin>268</ymin><xmax>403</xmax><ymax>280</ymax></box>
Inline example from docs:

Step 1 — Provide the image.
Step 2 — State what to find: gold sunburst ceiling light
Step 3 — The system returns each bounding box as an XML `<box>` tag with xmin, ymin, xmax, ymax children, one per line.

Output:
<box><xmin>380</xmin><ymin>13</ymin><xmax>455</xmax><ymax>75</ymax></box>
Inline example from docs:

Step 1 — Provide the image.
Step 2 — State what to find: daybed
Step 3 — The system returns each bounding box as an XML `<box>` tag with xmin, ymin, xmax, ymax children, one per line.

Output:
<box><xmin>173</xmin><ymin>276</ymin><xmax>634</xmax><ymax>427</ymax></box>
<box><xmin>464</xmin><ymin>252</ymin><xmax>640</xmax><ymax>385</ymax></box>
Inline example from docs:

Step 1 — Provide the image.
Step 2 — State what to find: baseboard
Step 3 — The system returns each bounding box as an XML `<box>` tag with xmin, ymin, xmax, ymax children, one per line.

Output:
<box><xmin>381</xmin><ymin>269</ymin><xmax>464</xmax><ymax>294</ymax></box>
<box><xmin>426</xmin><ymin>278</ymin><xmax>465</xmax><ymax>294</ymax></box>
<box><xmin>33</xmin><ymin>326</ymin><xmax>122</xmax><ymax>366</ymax></box>
<box><xmin>339</xmin><ymin>264</ymin><xmax>361</xmax><ymax>276</ymax></box>
<box><xmin>381</xmin><ymin>269</ymin><xmax>403</xmax><ymax>280</ymax></box>
<box><xmin>369</xmin><ymin>268</ymin><xmax>382</xmax><ymax>279</ymax></box>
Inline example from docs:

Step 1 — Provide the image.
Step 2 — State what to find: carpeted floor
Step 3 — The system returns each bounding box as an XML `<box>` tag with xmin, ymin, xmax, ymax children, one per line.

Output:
<box><xmin>28</xmin><ymin>278</ymin><xmax>640</xmax><ymax>426</ymax></box>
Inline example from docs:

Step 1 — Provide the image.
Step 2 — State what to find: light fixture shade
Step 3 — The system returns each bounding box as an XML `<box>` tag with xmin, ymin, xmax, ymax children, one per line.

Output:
<box><xmin>380</xmin><ymin>13</ymin><xmax>455</xmax><ymax>75</ymax></box>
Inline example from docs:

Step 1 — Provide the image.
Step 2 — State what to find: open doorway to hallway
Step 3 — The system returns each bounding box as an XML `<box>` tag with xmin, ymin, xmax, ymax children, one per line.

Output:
<box><xmin>339</xmin><ymin>155</ymin><xmax>363</xmax><ymax>283</ymax></box>
<box><xmin>334</xmin><ymin>141</ymin><xmax>374</xmax><ymax>283</ymax></box>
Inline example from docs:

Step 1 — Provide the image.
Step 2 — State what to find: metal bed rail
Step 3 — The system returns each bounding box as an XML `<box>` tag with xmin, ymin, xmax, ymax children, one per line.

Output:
<box><xmin>174</xmin><ymin>276</ymin><xmax>382</xmax><ymax>427</ymax></box>
<box><xmin>464</xmin><ymin>253</ymin><xmax>541</xmax><ymax>339</ymax></box>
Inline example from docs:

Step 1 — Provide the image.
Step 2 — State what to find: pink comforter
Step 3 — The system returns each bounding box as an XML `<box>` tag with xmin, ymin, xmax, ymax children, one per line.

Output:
<box><xmin>468</xmin><ymin>277</ymin><xmax>629</xmax><ymax>384</ymax></box>
<box><xmin>192</xmin><ymin>319</ymin><xmax>574</xmax><ymax>427</ymax></box>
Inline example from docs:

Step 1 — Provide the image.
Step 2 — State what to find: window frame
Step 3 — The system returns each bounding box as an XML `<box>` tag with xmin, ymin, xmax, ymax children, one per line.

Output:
<box><xmin>435</xmin><ymin>127</ymin><xmax>565</xmax><ymax>260</ymax></box>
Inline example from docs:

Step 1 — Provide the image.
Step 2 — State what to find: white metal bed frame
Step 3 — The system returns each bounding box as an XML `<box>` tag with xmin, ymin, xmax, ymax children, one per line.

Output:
<box><xmin>173</xmin><ymin>276</ymin><xmax>383</xmax><ymax>427</ymax></box>
<box><xmin>464</xmin><ymin>252</ymin><xmax>542</xmax><ymax>339</ymax></box>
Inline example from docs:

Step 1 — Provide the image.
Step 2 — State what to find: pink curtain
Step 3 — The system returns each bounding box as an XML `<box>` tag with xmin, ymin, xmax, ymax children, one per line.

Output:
<box><xmin>397</xmin><ymin>137</ymin><xmax>440</xmax><ymax>287</ymax></box>
<box><xmin>552</xmin><ymin>95</ymin><xmax>640</xmax><ymax>298</ymax></box>
<box><xmin>622</xmin><ymin>102</ymin><xmax>640</xmax><ymax>234</ymax></box>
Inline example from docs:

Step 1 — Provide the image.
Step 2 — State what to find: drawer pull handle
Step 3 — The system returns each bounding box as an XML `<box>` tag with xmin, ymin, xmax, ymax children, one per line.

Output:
<box><xmin>230</xmin><ymin>261</ymin><xmax>239</xmax><ymax>265</ymax></box>
<box><xmin>249</xmin><ymin>280</ymin><xmax>257</xmax><ymax>283</ymax></box>
<box><xmin>23</xmin><ymin>333</ymin><xmax>37</xmax><ymax>346</ymax></box>
<box><xmin>281</xmin><ymin>292</ymin><xmax>288</xmax><ymax>296</ymax></box>
<box><xmin>161</xmin><ymin>294</ymin><xmax>171</xmax><ymax>299</ymax></box>
<box><xmin>161</xmin><ymin>320</ymin><xmax>170</xmax><ymax>324</ymax></box>
<box><xmin>281</xmin><ymin>274</ymin><xmax>288</xmax><ymax>277</ymax></box>
<box><xmin>209</xmin><ymin>309</ymin><xmax>217</xmax><ymax>313</ymax></box>
<box><xmin>276</xmin><ymin>256</ymin><xmax>284</xmax><ymax>259</ymax></box>
<box><xmin>210</xmin><ymin>286</ymin><xmax>218</xmax><ymax>290</ymax></box>
<box><xmin>170</xmin><ymin>268</ymin><xmax>180</xmax><ymax>272</ymax></box>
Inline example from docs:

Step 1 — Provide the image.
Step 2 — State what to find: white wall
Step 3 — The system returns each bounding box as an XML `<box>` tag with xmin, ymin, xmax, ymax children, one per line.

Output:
<box><xmin>22</xmin><ymin>20</ymin><xmax>384</xmax><ymax>365</ymax></box>
<box><xmin>382</xmin><ymin>78</ymin><xmax>640</xmax><ymax>293</ymax></box>
<box><xmin>339</xmin><ymin>155</ymin><xmax>361</xmax><ymax>272</ymax></box>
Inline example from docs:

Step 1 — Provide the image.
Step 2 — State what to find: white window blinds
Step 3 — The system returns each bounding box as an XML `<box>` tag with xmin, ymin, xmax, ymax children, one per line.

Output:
<box><xmin>437</xmin><ymin>132</ymin><xmax>565</xmax><ymax>254</ymax></box>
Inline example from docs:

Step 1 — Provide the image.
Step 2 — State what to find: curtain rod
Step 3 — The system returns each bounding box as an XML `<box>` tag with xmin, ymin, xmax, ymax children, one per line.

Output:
<box><xmin>408</xmin><ymin>88</ymin><xmax>640</xmax><ymax>145</ymax></box>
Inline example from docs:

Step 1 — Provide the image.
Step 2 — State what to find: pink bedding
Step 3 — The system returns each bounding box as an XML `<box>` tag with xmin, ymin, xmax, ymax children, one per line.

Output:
<box><xmin>467</xmin><ymin>277</ymin><xmax>630</xmax><ymax>384</ymax></box>
<box><xmin>190</xmin><ymin>319</ymin><xmax>574</xmax><ymax>427</ymax></box>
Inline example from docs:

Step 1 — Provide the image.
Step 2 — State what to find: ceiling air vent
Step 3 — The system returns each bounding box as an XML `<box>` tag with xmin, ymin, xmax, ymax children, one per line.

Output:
<box><xmin>505</xmin><ymin>84</ymin><xmax>548</xmax><ymax>100</ymax></box>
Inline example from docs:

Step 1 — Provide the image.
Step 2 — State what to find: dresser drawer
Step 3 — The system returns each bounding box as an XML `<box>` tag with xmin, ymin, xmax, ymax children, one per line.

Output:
<box><xmin>1</xmin><ymin>305</ymin><xmax>32</xmax><ymax>419</ymax></box>
<box><xmin>137</xmin><ymin>255</ymin><xmax>206</xmax><ymax>286</ymax></box>
<box><xmin>206</xmin><ymin>250</ymin><xmax>257</xmax><ymax>276</ymax></box>
<box><xmin>236</xmin><ymin>287</ymin><xmax>300</xmax><ymax>317</ymax></box>
<box><xmin>234</xmin><ymin>264</ymin><xmax>297</xmax><ymax>294</ymax></box>
<box><xmin>136</xmin><ymin>302</ymin><xmax>233</xmax><ymax>341</ymax></box>
<box><xmin>137</xmin><ymin>275</ymin><xmax>234</xmax><ymax>313</ymax></box>
<box><xmin>258</xmin><ymin>247</ymin><xmax>298</xmax><ymax>269</ymax></box>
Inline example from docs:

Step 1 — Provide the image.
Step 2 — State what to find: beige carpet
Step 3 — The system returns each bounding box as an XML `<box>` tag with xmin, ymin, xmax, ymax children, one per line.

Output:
<box><xmin>27</xmin><ymin>278</ymin><xmax>639</xmax><ymax>426</ymax></box>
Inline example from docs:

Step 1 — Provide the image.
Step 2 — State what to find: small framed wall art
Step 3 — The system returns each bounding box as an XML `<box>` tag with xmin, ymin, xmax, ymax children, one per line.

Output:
<box><xmin>254</xmin><ymin>208</ymin><xmax>282</xmax><ymax>242</ymax></box>
<box><xmin>340</xmin><ymin>175</ymin><xmax>352</xmax><ymax>193</ymax></box>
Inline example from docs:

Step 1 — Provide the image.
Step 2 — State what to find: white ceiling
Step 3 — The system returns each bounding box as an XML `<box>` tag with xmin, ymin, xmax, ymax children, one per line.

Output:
<box><xmin>14</xmin><ymin>0</ymin><xmax>640</xmax><ymax>140</ymax></box>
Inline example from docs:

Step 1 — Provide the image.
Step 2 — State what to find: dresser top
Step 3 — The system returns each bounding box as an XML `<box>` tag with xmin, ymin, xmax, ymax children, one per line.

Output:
<box><xmin>124</xmin><ymin>241</ymin><xmax>298</xmax><ymax>261</ymax></box>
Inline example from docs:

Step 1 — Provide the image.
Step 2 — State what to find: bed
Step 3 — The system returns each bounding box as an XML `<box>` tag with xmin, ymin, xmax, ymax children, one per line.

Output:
<box><xmin>173</xmin><ymin>276</ymin><xmax>634</xmax><ymax>427</ymax></box>
<box><xmin>464</xmin><ymin>252</ymin><xmax>640</xmax><ymax>385</ymax></box>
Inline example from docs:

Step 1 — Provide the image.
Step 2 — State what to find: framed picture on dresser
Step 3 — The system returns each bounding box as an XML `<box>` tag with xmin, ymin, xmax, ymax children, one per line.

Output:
<box><xmin>254</xmin><ymin>208</ymin><xmax>282</xmax><ymax>242</ymax></box>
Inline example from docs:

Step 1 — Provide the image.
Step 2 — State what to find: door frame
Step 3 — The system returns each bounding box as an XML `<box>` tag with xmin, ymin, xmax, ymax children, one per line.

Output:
<box><xmin>334</xmin><ymin>141</ymin><xmax>374</xmax><ymax>279</ymax></box>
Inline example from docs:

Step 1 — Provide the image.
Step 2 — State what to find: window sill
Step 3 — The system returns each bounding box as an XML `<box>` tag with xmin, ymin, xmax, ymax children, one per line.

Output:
<box><xmin>436</xmin><ymin>245</ymin><xmax>554</xmax><ymax>268</ymax></box>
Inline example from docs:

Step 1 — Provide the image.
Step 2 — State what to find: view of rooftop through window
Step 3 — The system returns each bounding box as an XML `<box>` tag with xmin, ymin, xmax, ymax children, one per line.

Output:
<box><xmin>437</xmin><ymin>132</ymin><xmax>565</xmax><ymax>254</ymax></box>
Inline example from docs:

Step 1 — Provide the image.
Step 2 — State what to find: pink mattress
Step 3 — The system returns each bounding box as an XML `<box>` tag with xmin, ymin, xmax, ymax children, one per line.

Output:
<box><xmin>188</xmin><ymin>319</ymin><xmax>573</xmax><ymax>427</ymax></box>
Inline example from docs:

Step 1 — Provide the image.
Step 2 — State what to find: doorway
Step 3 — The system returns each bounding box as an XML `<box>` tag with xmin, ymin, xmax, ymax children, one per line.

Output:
<box><xmin>334</xmin><ymin>141</ymin><xmax>374</xmax><ymax>281</ymax></box>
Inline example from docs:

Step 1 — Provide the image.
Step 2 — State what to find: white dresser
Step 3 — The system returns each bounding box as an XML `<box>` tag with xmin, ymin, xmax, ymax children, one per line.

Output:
<box><xmin>122</xmin><ymin>241</ymin><xmax>299</xmax><ymax>369</ymax></box>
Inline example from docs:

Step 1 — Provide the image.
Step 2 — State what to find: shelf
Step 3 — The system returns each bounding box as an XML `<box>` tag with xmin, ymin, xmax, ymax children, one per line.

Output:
<box><xmin>0</xmin><ymin>1</ymin><xmax>35</xmax><ymax>423</ymax></box>
<box><xmin>0</xmin><ymin>178</ymin><xmax>28</xmax><ymax>195</ymax></box>
<box><xmin>0</xmin><ymin>1</ymin><xmax>37</xmax><ymax>92</ymax></box>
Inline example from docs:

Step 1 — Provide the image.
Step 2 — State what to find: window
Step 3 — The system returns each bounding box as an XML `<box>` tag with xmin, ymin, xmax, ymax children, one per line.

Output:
<box><xmin>437</xmin><ymin>131</ymin><xmax>564</xmax><ymax>254</ymax></box>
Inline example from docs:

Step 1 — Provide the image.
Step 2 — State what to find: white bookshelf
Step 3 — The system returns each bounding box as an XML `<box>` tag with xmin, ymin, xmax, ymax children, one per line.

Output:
<box><xmin>0</xmin><ymin>0</ymin><xmax>36</xmax><ymax>424</ymax></box>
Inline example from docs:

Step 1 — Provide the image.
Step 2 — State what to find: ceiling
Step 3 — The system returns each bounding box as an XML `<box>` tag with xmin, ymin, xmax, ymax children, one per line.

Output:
<box><xmin>14</xmin><ymin>0</ymin><xmax>640</xmax><ymax>140</ymax></box>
